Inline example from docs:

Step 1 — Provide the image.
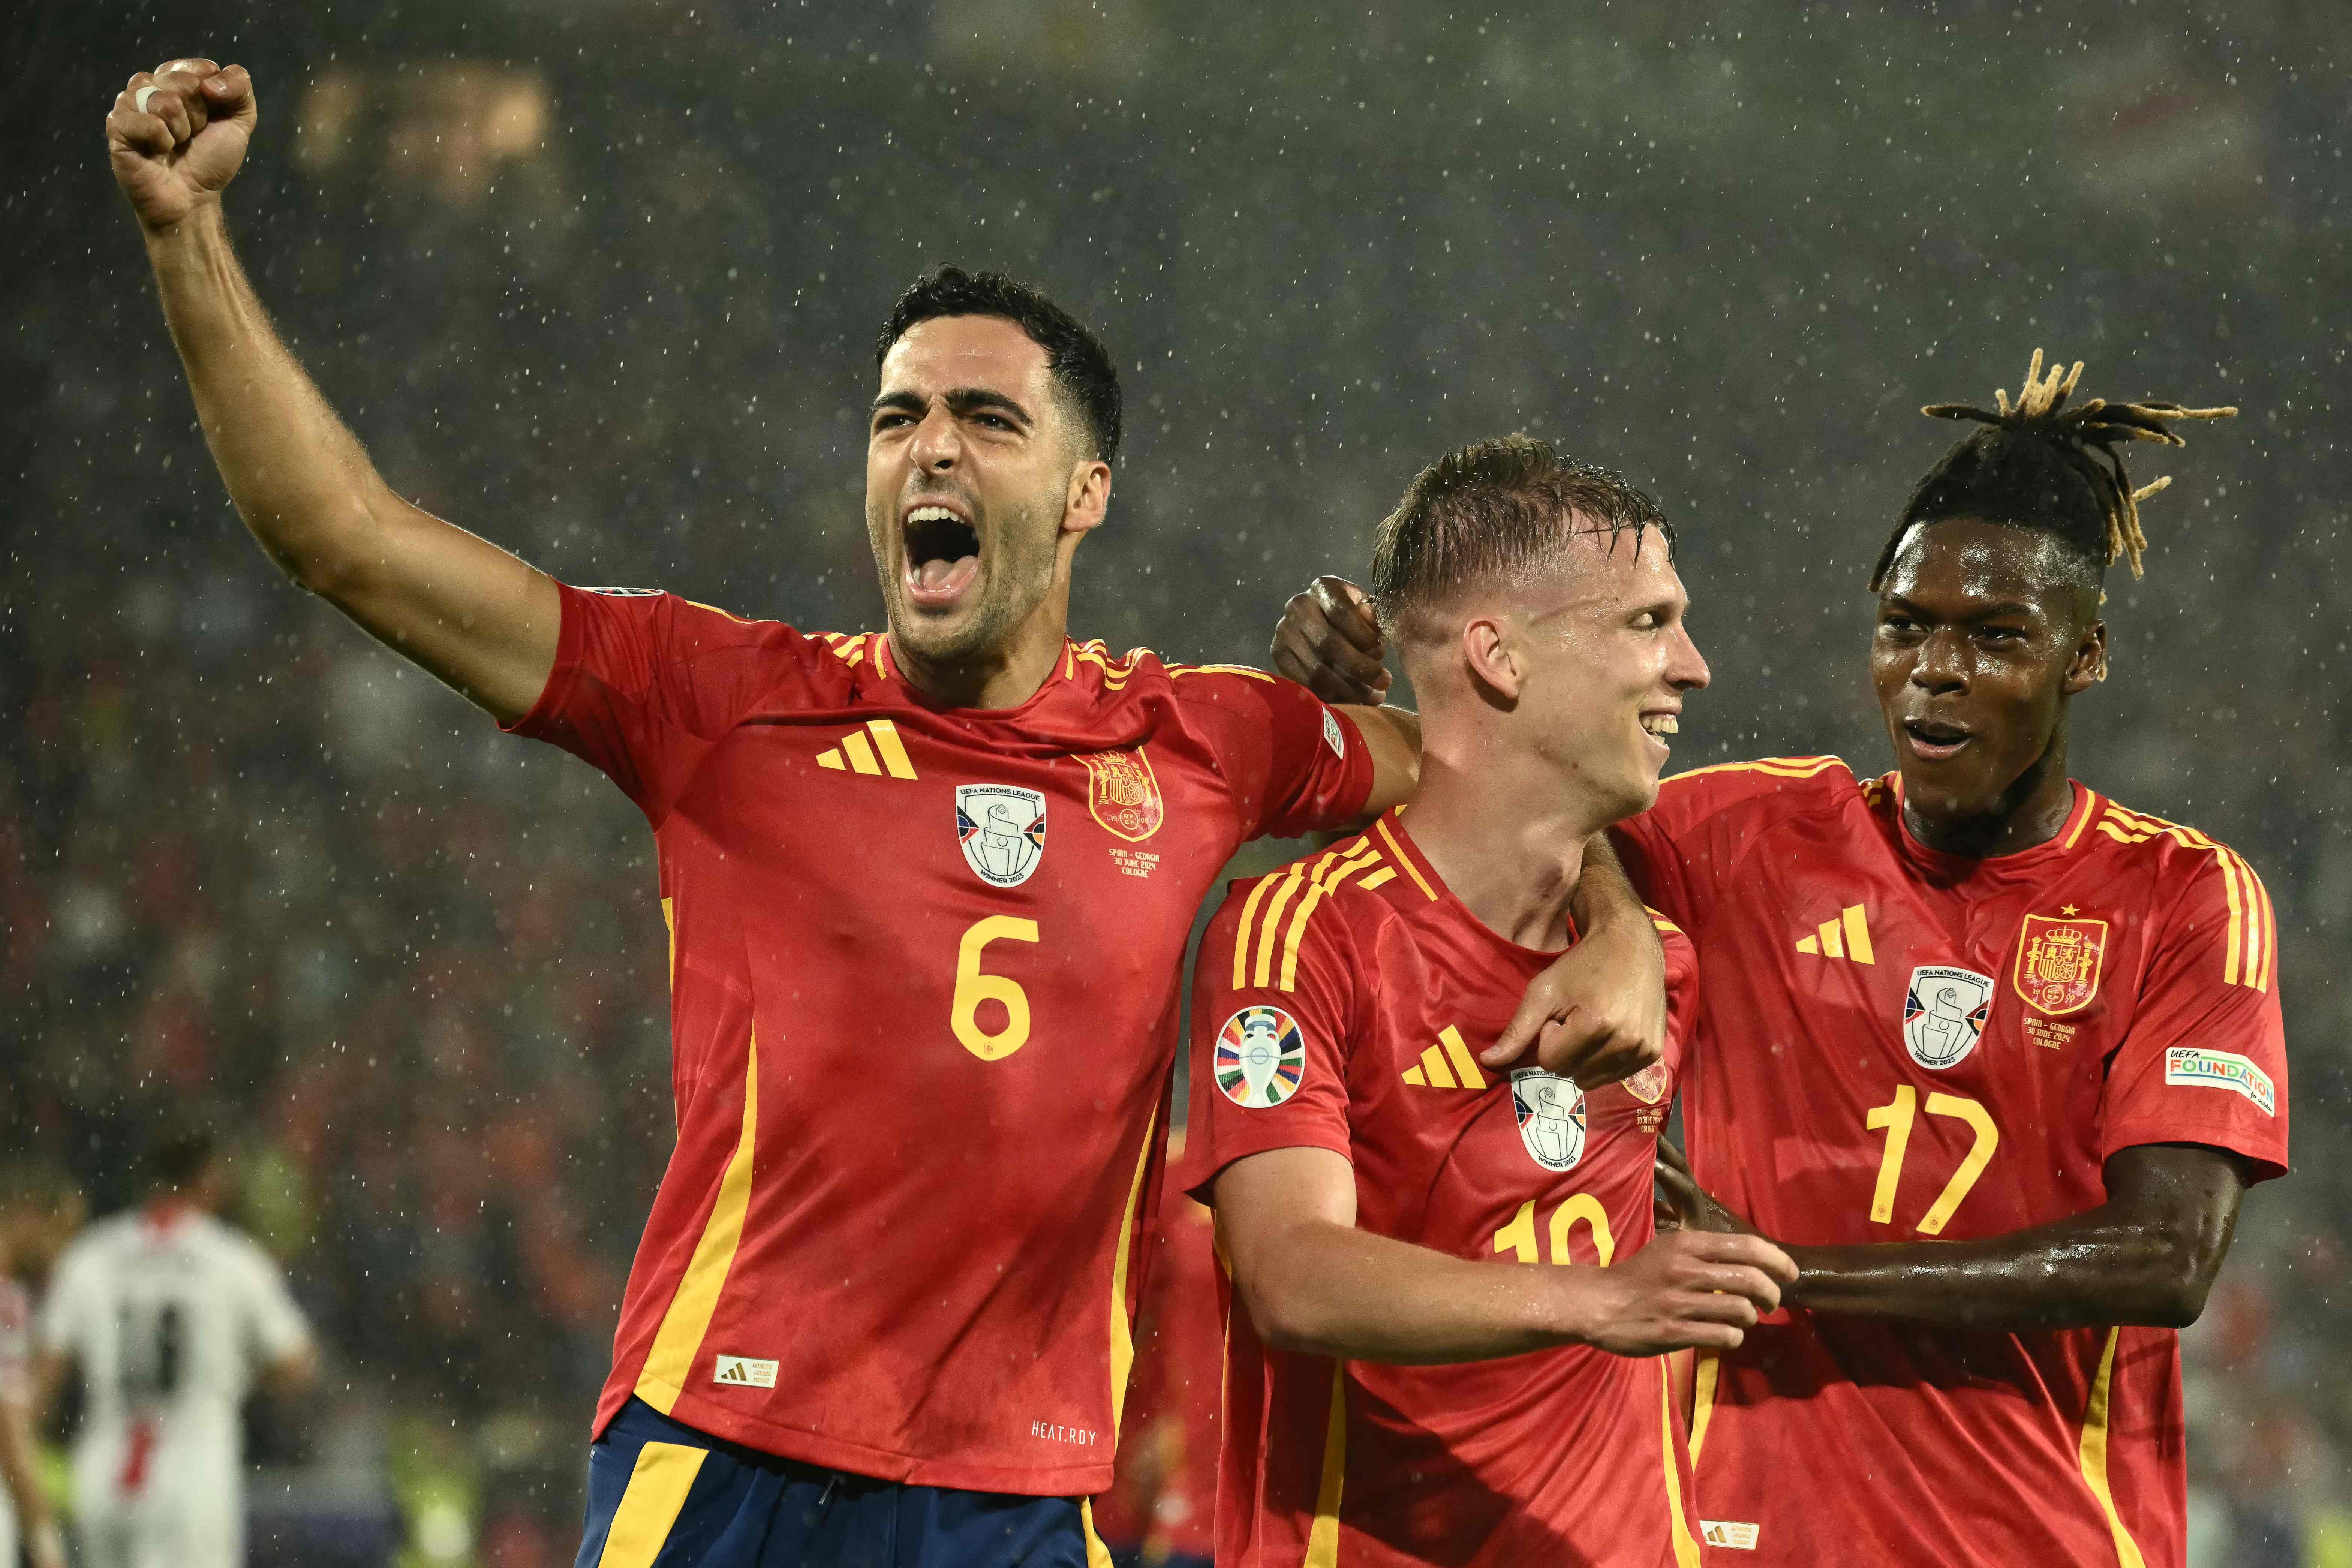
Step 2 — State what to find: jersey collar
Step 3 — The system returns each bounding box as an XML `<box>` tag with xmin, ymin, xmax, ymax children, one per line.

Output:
<box><xmin>1886</xmin><ymin>774</ymin><xmax>2102</xmax><ymax>875</ymax></box>
<box><xmin>1372</xmin><ymin>807</ymin><xmax>1583</xmax><ymax>959</ymax></box>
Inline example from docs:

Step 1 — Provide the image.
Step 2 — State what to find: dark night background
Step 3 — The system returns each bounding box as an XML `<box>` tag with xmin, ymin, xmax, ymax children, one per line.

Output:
<box><xmin>4</xmin><ymin>2</ymin><xmax>2346</xmax><ymax>1562</ymax></box>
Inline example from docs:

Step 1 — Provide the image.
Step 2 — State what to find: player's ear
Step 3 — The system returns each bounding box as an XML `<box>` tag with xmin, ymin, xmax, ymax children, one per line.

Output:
<box><xmin>1061</xmin><ymin>456</ymin><xmax>1111</xmax><ymax>539</ymax></box>
<box><xmin>2060</xmin><ymin>619</ymin><xmax>2108</xmax><ymax>697</ymax></box>
<box><xmin>1460</xmin><ymin>614</ymin><xmax>1524</xmax><ymax>702</ymax></box>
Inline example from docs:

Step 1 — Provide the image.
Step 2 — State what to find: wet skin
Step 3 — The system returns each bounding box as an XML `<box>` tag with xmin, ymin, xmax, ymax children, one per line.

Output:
<box><xmin>1270</xmin><ymin>520</ymin><xmax>2251</xmax><ymax>1329</ymax></box>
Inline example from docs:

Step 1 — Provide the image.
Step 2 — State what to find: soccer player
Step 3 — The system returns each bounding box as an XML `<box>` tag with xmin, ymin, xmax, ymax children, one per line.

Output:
<box><xmin>1271</xmin><ymin>356</ymin><xmax>2283</xmax><ymax>1566</ymax></box>
<box><xmin>1186</xmin><ymin>439</ymin><xmax>1797</xmax><ymax>1567</ymax></box>
<box><xmin>103</xmin><ymin>60</ymin><xmax>1669</xmax><ymax>1566</ymax></box>
<box><xmin>0</xmin><ymin>1162</ymin><xmax>84</xmax><ymax>1568</ymax></box>
<box><xmin>34</xmin><ymin>1121</ymin><xmax>316</xmax><ymax>1568</ymax></box>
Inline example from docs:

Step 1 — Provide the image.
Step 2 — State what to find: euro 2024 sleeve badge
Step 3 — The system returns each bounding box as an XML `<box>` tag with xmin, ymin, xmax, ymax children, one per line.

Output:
<box><xmin>1215</xmin><ymin>1006</ymin><xmax>1305</xmax><ymax>1108</ymax></box>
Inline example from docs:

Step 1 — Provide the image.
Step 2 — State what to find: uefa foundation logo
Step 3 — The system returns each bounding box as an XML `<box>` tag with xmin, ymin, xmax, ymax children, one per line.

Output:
<box><xmin>1902</xmin><ymin>965</ymin><xmax>1993</xmax><ymax>1069</ymax></box>
<box><xmin>955</xmin><ymin>785</ymin><xmax>1046</xmax><ymax>887</ymax></box>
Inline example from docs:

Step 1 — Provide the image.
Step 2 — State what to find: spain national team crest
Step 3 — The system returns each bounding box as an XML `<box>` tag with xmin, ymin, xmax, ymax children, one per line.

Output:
<box><xmin>2013</xmin><ymin>914</ymin><xmax>2109</xmax><ymax>1017</ymax></box>
<box><xmin>1215</xmin><ymin>1006</ymin><xmax>1306</xmax><ymax>1108</ymax></box>
<box><xmin>1079</xmin><ymin>748</ymin><xmax>1164</xmax><ymax>843</ymax></box>
<box><xmin>1510</xmin><ymin>1068</ymin><xmax>1588</xmax><ymax>1172</ymax></box>
<box><xmin>1902</xmin><ymin>965</ymin><xmax>1993</xmax><ymax>1070</ymax></box>
<box><xmin>1620</xmin><ymin>1059</ymin><xmax>1671</xmax><ymax>1106</ymax></box>
<box><xmin>955</xmin><ymin>784</ymin><xmax>1047</xmax><ymax>888</ymax></box>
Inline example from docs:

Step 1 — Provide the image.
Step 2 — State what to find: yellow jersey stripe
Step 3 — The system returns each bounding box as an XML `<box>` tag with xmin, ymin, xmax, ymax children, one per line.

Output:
<box><xmin>864</xmin><ymin>719</ymin><xmax>917</xmax><ymax>779</ymax></box>
<box><xmin>2062</xmin><ymin>788</ymin><xmax>2101</xmax><ymax>849</ymax></box>
<box><xmin>1374</xmin><ymin>816</ymin><xmax>1438</xmax><ymax>901</ymax></box>
<box><xmin>1358</xmin><ymin>867</ymin><xmax>1398</xmax><ymax>892</ymax></box>
<box><xmin>1303</xmin><ymin>1364</ymin><xmax>1348</xmax><ymax>1568</ymax></box>
<box><xmin>2076</xmin><ymin>1326</ymin><xmax>2150</xmax><ymax>1568</ymax></box>
<box><xmin>1104</xmin><ymin>1107</ymin><xmax>1158</xmax><ymax>1441</ymax></box>
<box><xmin>1660</xmin><ymin>1362</ymin><xmax>1703</xmax><ymax>1568</ymax></box>
<box><xmin>1688</xmin><ymin>1351</ymin><xmax>1720</xmax><ymax>1465</ymax></box>
<box><xmin>2214</xmin><ymin>846</ymin><xmax>2247</xmax><ymax>987</ymax></box>
<box><xmin>1168</xmin><ymin>663</ymin><xmax>1275</xmax><ymax>682</ymax></box>
<box><xmin>1251</xmin><ymin>864</ymin><xmax>1317</xmax><ymax>990</ymax></box>
<box><xmin>635</xmin><ymin>1033</ymin><xmax>760</xmax><ymax>1412</ymax></box>
<box><xmin>1229</xmin><ymin>873</ymin><xmax>1279</xmax><ymax>992</ymax></box>
<box><xmin>1667</xmin><ymin>755</ymin><xmax>1843</xmax><ymax>783</ymax></box>
<box><xmin>595</xmin><ymin>1441</ymin><xmax>709</xmax><ymax>1568</ymax></box>
<box><xmin>1278</xmin><ymin>845</ymin><xmax>1382</xmax><ymax>991</ymax></box>
<box><xmin>661</xmin><ymin>897</ymin><xmax>677</xmax><ymax>990</ymax></box>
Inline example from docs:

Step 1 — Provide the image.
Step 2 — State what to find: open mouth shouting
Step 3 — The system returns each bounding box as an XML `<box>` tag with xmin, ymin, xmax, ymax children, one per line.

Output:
<box><xmin>1901</xmin><ymin>716</ymin><xmax>1973</xmax><ymax>762</ymax></box>
<box><xmin>902</xmin><ymin>497</ymin><xmax>981</xmax><ymax>612</ymax></box>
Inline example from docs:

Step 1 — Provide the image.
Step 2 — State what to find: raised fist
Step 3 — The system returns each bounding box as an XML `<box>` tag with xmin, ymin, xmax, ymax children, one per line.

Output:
<box><xmin>106</xmin><ymin>60</ymin><xmax>257</xmax><ymax>231</ymax></box>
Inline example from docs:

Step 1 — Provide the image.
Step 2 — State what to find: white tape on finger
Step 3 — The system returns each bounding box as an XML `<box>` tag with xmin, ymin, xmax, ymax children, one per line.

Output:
<box><xmin>136</xmin><ymin>85</ymin><xmax>160</xmax><ymax>113</ymax></box>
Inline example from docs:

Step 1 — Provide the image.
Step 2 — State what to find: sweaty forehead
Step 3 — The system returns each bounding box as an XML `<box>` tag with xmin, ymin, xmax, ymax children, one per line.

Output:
<box><xmin>1881</xmin><ymin>518</ymin><xmax>2085</xmax><ymax>611</ymax></box>
<box><xmin>878</xmin><ymin>314</ymin><xmax>1053</xmax><ymax>402</ymax></box>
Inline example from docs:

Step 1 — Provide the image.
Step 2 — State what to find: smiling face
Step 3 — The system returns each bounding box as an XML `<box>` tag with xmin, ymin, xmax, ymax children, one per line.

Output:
<box><xmin>866</xmin><ymin>314</ymin><xmax>1108</xmax><ymax>674</ymax></box>
<box><xmin>1871</xmin><ymin>517</ymin><xmax>2106</xmax><ymax>839</ymax></box>
<box><xmin>1491</xmin><ymin>524</ymin><xmax>1711</xmax><ymax>825</ymax></box>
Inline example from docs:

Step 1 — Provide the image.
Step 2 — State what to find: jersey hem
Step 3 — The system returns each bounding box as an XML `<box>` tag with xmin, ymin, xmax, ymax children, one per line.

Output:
<box><xmin>626</xmin><ymin>1375</ymin><xmax>1116</xmax><ymax>1496</ymax></box>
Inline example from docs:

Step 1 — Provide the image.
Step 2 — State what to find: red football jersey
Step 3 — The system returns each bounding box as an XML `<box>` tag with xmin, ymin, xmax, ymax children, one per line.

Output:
<box><xmin>510</xmin><ymin>584</ymin><xmax>1372</xmax><ymax>1493</ymax></box>
<box><xmin>1612</xmin><ymin>758</ymin><xmax>2289</xmax><ymax>1567</ymax></box>
<box><xmin>1091</xmin><ymin>1182</ymin><xmax>1222</xmax><ymax>1562</ymax></box>
<box><xmin>1180</xmin><ymin>810</ymin><xmax>1706</xmax><ymax>1568</ymax></box>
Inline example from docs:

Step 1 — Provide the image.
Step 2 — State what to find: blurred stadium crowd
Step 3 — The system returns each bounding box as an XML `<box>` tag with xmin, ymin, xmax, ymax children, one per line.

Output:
<box><xmin>5</xmin><ymin>1</ymin><xmax>2348</xmax><ymax>1564</ymax></box>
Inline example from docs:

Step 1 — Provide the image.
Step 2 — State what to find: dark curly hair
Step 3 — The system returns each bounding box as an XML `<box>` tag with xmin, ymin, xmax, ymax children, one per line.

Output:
<box><xmin>1872</xmin><ymin>350</ymin><xmax>2234</xmax><ymax>590</ymax></box>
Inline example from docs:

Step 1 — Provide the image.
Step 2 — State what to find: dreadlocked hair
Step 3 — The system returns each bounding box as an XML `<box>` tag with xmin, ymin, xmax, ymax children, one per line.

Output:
<box><xmin>1868</xmin><ymin>349</ymin><xmax>2235</xmax><ymax>591</ymax></box>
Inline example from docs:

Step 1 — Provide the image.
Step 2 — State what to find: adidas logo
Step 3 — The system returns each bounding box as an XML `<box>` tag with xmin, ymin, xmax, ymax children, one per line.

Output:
<box><xmin>712</xmin><ymin>1354</ymin><xmax>778</xmax><ymax>1388</ymax></box>
<box><xmin>1795</xmin><ymin>904</ymin><xmax>1874</xmax><ymax>963</ymax></box>
<box><xmin>817</xmin><ymin>719</ymin><xmax>917</xmax><ymax>779</ymax></box>
<box><xmin>1401</xmin><ymin>1026</ymin><xmax>1489</xmax><ymax>1090</ymax></box>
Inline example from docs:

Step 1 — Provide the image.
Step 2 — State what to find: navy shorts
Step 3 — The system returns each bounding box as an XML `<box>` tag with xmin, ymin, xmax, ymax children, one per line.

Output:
<box><xmin>574</xmin><ymin>1397</ymin><xmax>1092</xmax><ymax>1568</ymax></box>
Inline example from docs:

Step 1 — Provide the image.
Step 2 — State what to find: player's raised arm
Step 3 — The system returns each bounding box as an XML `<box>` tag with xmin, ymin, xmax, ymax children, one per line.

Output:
<box><xmin>105</xmin><ymin>60</ymin><xmax>558</xmax><ymax>723</ymax></box>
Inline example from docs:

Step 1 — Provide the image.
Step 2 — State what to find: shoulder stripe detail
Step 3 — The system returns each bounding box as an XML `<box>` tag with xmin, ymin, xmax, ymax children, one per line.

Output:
<box><xmin>1167</xmin><ymin>662</ymin><xmax>1276</xmax><ymax>683</ymax></box>
<box><xmin>1373</xmin><ymin>816</ymin><xmax>1438</xmax><ymax>902</ymax></box>
<box><xmin>1239</xmin><ymin>840</ymin><xmax>1379</xmax><ymax>992</ymax></box>
<box><xmin>2096</xmin><ymin>805</ymin><xmax>2274</xmax><ymax>991</ymax></box>
<box><xmin>1228</xmin><ymin>873</ymin><xmax>1281</xmax><ymax>991</ymax></box>
<box><xmin>1277</xmin><ymin>845</ymin><xmax>1384</xmax><ymax>992</ymax></box>
<box><xmin>1357</xmin><ymin>867</ymin><xmax>1397</xmax><ymax>892</ymax></box>
<box><xmin>1645</xmin><ymin>906</ymin><xmax>1684</xmax><ymax>937</ymax></box>
<box><xmin>2061</xmin><ymin>787</ymin><xmax>2102</xmax><ymax>850</ymax></box>
<box><xmin>1069</xmin><ymin>641</ymin><xmax>1151</xmax><ymax>690</ymax></box>
<box><xmin>682</xmin><ymin>598</ymin><xmax>759</xmax><ymax>625</ymax></box>
<box><xmin>1666</xmin><ymin>755</ymin><xmax>1846</xmax><ymax>784</ymax></box>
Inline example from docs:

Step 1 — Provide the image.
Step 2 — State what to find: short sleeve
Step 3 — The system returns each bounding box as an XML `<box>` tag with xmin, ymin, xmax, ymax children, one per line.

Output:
<box><xmin>505</xmin><ymin>584</ymin><xmax>828</xmax><ymax>823</ymax></box>
<box><xmin>1172</xmin><ymin>670</ymin><xmax>1374</xmax><ymax>841</ymax></box>
<box><xmin>1177</xmin><ymin>874</ymin><xmax>1362</xmax><ymax>1201</ymax></box>
<box><xmin>238</xmin><ymin>1241</ymin><xmax>313</xmax><ymax>1366</ymax></box>
<box><xmin>2097</xmin><ymin>856</ymin><xmax>2290</xmax><ymax>1183</ymax></box>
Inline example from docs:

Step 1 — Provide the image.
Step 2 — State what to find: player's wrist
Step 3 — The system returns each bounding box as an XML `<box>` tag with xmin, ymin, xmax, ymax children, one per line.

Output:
<box><xmin>1539</xmin><ymin>1263</ymin><xmax>1616</xmax><ymax>1347</ymax></box>
<box><xmin>141</xmin><ymin>193</ymin><xmax>229</xmax><ymax>250</ymax></box>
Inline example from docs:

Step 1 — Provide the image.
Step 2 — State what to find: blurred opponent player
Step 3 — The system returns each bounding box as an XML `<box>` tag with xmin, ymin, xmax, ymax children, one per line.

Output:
<box><xmin>1273</xmin><ymin>358</ymin><xmax>2282</xmax><ymax>1567</ymax></box>
<box><xmin>1188</xmin><ymin>439</ymin><xmax>1795</xmax><ymax>1566</ymax></box>
<box><xmin>34</xmin><ymin>1121</ymin><xmax>315</xmax><ymax>1568</ymax></box>
<box><xmin>103</xmin><ymin>59</ymin><xmax>1667</xmax><ymax>1568</ymax></box>
<box><xmin>0</xmin><ymin>1161</ymin><xmax>84</xmax><ymax>1568</ymax></box>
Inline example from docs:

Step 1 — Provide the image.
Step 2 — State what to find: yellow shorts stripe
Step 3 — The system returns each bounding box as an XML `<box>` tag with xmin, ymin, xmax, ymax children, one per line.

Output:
<box><xmin>596</xmin><ymin>1440</ymin><xmax>708</xmax><ymax>1568</ymax></box>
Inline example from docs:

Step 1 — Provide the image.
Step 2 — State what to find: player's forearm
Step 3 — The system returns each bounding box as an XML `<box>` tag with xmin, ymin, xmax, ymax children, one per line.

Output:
<box><xmin>1785</xmin><ymin>1201</ymin><xmax>2230</xmax><ymax>1329</ymax></box>
<box><xmin>1233</xmin><ymin>1218</ymin><xmax>1592</xmax><ymax>1364</ymax></box>
<box><xmin>145</xmin><ymin>206</ymin><xmax>406</xmax><ymax>593</ymax></box>
<box><xmin>1567</xmin><ymin>834</ymin><xmax>1647</xmax><ymax>933</ymax></box>
<box><xmin>0</xmin><ymin>1402</ymin><xmax>54</xmax><ymax>1535</ymax></box>
<box><xmin>142</xmin><ymin>207</ymin><xmax>557</xmax><ymax>718</ymax></box>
